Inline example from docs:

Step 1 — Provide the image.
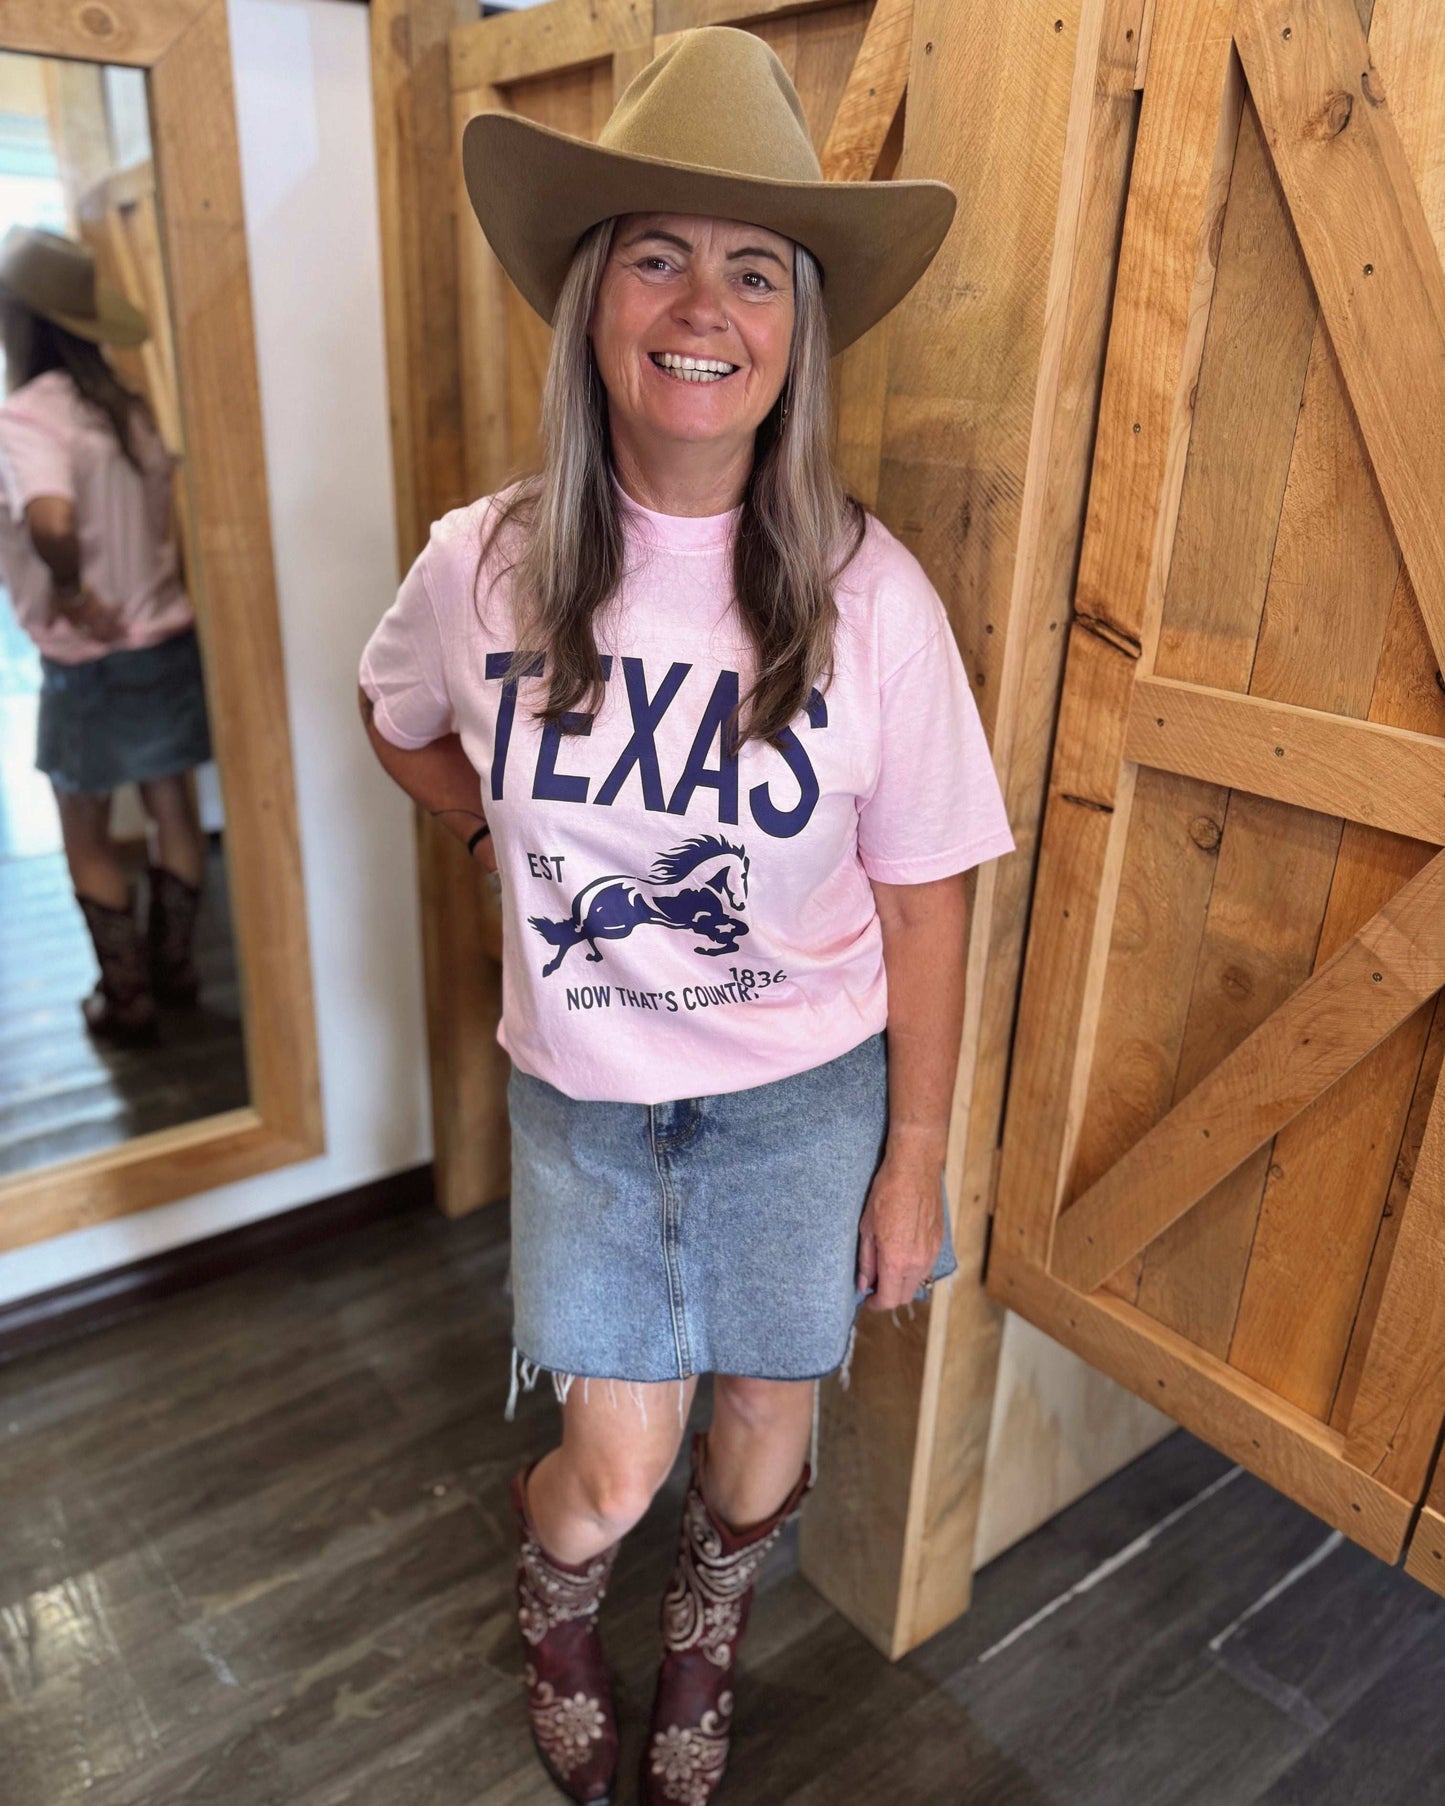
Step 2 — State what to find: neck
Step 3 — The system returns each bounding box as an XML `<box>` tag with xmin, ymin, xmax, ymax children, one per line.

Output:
<box><xmin>609</xmin><ymin>421</ymin><xmax>753</xmax><ymax>517</ymax></box>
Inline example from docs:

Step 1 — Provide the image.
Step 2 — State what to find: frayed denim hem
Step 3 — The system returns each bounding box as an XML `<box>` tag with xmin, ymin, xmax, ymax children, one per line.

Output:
<box><xmin>504</xmin><ymin>1343</ymin><xmax>694</xmax><ymax>1432</ymax></box>
<box><xmin>501</xmin><ymin>1316</ymin><xmax>865</xmax><ymax>1487</ymax></box>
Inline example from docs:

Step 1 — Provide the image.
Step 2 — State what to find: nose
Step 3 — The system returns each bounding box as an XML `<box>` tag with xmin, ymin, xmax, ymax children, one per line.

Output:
<box><xmin>669</xmin><ymin>265</ymin><xmax>731</xmax><ymax>338</ymax></box>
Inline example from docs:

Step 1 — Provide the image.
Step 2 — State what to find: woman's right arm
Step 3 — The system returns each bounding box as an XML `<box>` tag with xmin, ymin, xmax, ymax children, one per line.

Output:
<box><xmin>357</xmin><ymin>684</ymin><xmax>497</xmax><ymax>876</ymax></box>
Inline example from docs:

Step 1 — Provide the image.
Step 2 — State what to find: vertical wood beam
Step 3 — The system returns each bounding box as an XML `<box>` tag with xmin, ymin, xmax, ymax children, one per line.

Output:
<box><xmin>372</xmin><ymin>0</ymin><xmax>509</xmax><ymax>1219</ymax></box>
<box><xmin>800</xmin><ymin>0</ymin><xmax>1113</xmax><ymax>1656</ymax></box>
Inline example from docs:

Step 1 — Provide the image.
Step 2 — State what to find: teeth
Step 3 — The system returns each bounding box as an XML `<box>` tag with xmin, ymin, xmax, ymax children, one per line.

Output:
<box><xmin>653</xmin><ymin>352</ymin><xmax>737</xmax><ymax>382</ymax></box>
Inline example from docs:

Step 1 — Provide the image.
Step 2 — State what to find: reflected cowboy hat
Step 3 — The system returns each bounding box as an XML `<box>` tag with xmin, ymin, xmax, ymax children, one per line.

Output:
<box><xmin>0</xmin><ymin>225</ymin><xmax>150</xmax><ymax>348</ymax></box>
<box><xmin>461</xmin><ymin>25</ymin><xmax>955</xmax><ymax>357</ymax></box>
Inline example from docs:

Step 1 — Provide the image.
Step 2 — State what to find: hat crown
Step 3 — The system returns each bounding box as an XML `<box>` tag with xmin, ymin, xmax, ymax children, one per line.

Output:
<box><xmin>599</xmin><ymin>27</ymin><xmax>823</xmax><ymax>185</ymax></box>
<box><xmin>0</xmin><ymin>227</ymin><xmax>98</xmax><ymax>320</ymax></box>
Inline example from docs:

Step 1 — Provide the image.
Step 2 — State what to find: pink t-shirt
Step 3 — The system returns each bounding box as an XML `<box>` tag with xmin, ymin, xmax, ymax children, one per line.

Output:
<box><xmin>359</xmin><ymin>479</ymin><xmax>1016</xmax><ymax>1104</ymax></box>
<box><xmin>0</xmin><ymin>368</ymin><xmax>194</xmax><ymax>664</ymax></box>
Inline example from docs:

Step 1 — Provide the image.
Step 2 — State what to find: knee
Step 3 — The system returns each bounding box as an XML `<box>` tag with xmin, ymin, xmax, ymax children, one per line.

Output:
<box><xmin>713</xmin><ymin>1373</ymin><xmax>806</xmax><ymax>1432</ymax></box>
<box><xmin>573</xmin><ymin>1449</ymin><xmax>673</xmax><ymax>1536</ymax></box>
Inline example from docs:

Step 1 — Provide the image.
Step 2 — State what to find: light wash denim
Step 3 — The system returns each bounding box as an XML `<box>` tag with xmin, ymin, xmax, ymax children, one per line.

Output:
<box><xmin>502</xmin><ymin>1029</ymin><xmax>959</xmax><ymax>1447</ymax></box>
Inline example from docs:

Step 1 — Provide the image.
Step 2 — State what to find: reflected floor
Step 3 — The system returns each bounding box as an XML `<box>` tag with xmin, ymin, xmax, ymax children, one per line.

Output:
<box><xmin>0</xmin><ymin>835</ymin><xmax>248</xmax><ymax>1177</ymax></box>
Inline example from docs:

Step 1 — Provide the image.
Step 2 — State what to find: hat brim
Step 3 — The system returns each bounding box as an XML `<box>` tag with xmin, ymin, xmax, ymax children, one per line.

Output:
<box><xmin>462</xmin><ymin>111</ymin><xmax>955</xmax><ymax>357</ymax></box>
<box><xmin>0</xmin><ymin>275</ymin><xmax>149</xmax><ymax>348</ymax></box>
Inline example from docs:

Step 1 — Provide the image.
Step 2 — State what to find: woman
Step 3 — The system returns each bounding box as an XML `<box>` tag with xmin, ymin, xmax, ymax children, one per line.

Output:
<box><xmin>359</xmin><ymin>28</ymin><xmax>1014</xmax><ymax>1806</ymax></box>
<box><xmin>0</xmin><ymin>226</ymin><xmax>211</xmax><ymax>1046</ymax></box>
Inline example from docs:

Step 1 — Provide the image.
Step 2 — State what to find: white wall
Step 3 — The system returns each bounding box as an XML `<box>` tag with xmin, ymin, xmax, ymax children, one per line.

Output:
<box><xmin>0</xmin><ymin>0</ymin><xmax>434</xmax><ymax>1307</ymax></box>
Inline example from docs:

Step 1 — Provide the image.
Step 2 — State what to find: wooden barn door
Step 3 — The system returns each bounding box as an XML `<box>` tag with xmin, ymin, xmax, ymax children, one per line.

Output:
<box><xmin>991</xmin><ymin>0</ymin><xmax>1445</xmax><ymax>1578</ymax></box>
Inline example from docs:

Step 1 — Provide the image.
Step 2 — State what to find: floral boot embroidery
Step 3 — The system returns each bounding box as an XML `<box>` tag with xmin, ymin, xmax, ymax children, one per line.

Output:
<box><xmin>640</xmin><ymin>1430</ymin><xmax>811</xmax><ymax>1806</ymax></box>
<box><xmin>511</xmin><ymin>1460</ymin><xmax>622</xmax><ymax>1803</ymax></box>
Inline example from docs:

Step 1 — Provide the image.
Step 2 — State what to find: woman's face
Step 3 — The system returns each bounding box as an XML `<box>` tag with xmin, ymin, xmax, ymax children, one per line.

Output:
<box><xmin>588</xmin><ymin>212</ymin><xmax>795</xmax><ymax>454</ymax></box>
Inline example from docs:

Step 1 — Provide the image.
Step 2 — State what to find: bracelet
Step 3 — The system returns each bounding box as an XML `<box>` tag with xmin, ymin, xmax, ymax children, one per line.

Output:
<box><xmin>467</xmin><ymin>822</ymin><xmax>491</xmax><ymax>856</ymax></box>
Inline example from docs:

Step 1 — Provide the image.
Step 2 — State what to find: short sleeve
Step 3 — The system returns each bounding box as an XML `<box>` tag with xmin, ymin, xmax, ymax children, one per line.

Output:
<box><xmin>0</xmin><ymin>405</ymin><xmax>73</xmax><ymax>516</ymax></box>
<box><xmin>358</xmin><ymin>536</ymin><xmax>457</xmax><ymax>749</ymax></box>
<box><xmin>856</xmin><ymin>623</ymin><xmax>1016</xmax><ymax>883</ymax></box>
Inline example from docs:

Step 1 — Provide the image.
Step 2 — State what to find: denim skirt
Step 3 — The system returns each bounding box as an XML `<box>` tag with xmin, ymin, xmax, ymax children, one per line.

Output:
<box><xmin>37</xmin><ymin>624</ymin><xmax>213</xmax><ymax>796</ymax></box>
<box><xmin>503</xmin><ymin>1029</ymin><xmax>959</xmax><ymax>1426</ymax></box>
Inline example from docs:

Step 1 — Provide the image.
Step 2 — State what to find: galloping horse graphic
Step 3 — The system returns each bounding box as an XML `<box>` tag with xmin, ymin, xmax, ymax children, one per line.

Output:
<box><xmin>526</xmin><ymin>833</ymin><xmax>750</xmax><ymax>977</ymax></box>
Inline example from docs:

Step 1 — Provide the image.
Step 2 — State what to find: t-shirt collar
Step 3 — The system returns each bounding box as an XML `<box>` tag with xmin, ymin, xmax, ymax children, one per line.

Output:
<box><xmin>610</xmin><ymin>469</ymin><xmax>742</xmax><ymax>553</ymax></box>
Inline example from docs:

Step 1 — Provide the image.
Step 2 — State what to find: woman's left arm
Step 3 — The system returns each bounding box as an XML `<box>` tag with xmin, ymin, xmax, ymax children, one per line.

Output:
<box><xmin>856</xmin><ymin>872</ymin><xmax>969</xmax><ymax>1310</ymax></box>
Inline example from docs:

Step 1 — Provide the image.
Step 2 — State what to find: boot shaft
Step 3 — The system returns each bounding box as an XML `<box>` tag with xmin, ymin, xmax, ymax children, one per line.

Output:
<box><xmin>146</xmin><ymin>861</ymin><xmax>203</xmax><ymax>1005</ymax></box>
<box><xmin>641</xmin><ymin>1431</ymin><xmax>811</xmax><ymax>1806</ymax></box>
<box><xmin>74</xmin><ymin>882</ymin><xmax>159</xmax><ymax>1042</ymax></box>
<box><xmin>510</xmin><ymin>1460</ymin><xmax>623</xmax><ymax>1805</ymax></box>
<box><xmin>662</xmin><ymin>1430</ymin><xmax>812</xmax><ymax>1666</ymax></box>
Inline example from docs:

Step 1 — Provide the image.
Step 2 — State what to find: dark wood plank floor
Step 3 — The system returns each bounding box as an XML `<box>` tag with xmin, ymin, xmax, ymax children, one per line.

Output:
<box><xmin>0</xmin><ymin>836</ymin><xmax>248</xmax><ymax>1176</ymax></box>
<box><xmin>2</xmin><ymin>1199</ymin><xmax>1442</xmax><ymax>1804</ymax></box>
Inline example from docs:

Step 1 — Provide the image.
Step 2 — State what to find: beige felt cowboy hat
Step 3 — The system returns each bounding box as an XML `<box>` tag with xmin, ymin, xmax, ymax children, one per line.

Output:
<box><xmin>0</xmin><ymin>225</ymin><xmax>150</xmax><ymax>348</ymax></box>
<box><xmin>461</xmin><ymin>26</ymin><xmax>955</xmax><ymax>357</ymax></box>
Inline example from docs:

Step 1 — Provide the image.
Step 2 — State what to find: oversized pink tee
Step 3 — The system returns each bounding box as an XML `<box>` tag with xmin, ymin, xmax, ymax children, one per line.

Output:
<box><xmin>359</xmin><ymin>480</ymin><xmax>1016</xmax><ymax>1104</ymax></box>
<box><xmin>0</xmin><ymin>368</ymin><xmax>194</xmax><ymax>664</ymax></box>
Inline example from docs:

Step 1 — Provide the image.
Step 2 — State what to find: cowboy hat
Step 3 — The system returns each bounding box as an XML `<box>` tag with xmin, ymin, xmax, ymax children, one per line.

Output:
<box><xmin>461</xmin><ymin>26</ymin><xmax>955</xmax><ymax>357</ymax></box>
<box><xmin>0</xmin><ymin>225</ymin><xmax>149</xmax><ymax>348</ymax></box>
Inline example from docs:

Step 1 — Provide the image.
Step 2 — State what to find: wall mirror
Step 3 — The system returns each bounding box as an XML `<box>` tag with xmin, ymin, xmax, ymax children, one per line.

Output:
<box><xmin>0</xmin><ymin>1</ymin><xmax>322</xmax><ymax>1252</ymax></box>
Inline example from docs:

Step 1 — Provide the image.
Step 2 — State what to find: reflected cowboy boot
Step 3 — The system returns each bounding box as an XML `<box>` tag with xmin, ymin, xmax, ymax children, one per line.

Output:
<box><xmin>145</xmin><ymin>861</ymin><xmax>203</xmax><ymax>1006</ymax></box>
<box><xmin>510</xmin><ymin>1458</ymin><xmax>623</xmax><ymax>1805</ymax></box>
<box><xmin>74</xmin><ymin>882</ymin><xmax>160</xmax><ymax>1045</ymax></box>
<box><xmin>640</xmin><ymin>1429</ymin><xmax>812</xmax><ymax>1806</ymax></box>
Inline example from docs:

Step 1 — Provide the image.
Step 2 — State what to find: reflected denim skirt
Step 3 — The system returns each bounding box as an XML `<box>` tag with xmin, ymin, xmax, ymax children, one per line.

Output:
<box><xmin>37</xmin><ymin>624</ymin><xmax>213</xmax><ymax>796</ymax></box>
<box><xmin>503</xmin><ymin>1028</ymin><xmax>959</xmax><ymax>1424</ymax></box>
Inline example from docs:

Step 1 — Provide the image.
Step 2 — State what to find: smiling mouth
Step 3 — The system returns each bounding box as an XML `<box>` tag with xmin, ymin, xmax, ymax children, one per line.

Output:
<box><xmin>649</xmin><ymin>352</ymin><xmax>740</xmax><ymax>384</ymax></box>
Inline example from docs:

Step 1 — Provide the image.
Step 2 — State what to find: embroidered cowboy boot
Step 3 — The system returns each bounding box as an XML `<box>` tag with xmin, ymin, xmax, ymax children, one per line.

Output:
<box><xmin>74</xmin><ymin>883</ymin><xmax>160</xmax><ymax>1045</ymax></box>
<box><xmin>640</xmin><ymin>1429</ymin><xmax>812</xmax><ymax>1806</ymax></box>
<box><xmin>510</xmin><ymin>1458</ymin><xmax>623</xmax><ymax>1804</ymax></box>
<box><xmin>145</xmin><ymin>861</ymin><xmax>203</xmax><ymax>1006</ymax></box>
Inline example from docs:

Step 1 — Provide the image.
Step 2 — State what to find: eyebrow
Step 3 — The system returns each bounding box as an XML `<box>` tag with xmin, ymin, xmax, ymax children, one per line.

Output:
<box><xmin>621</xmin><ymin>226</ymin><xmax>789</xmax><ymax>271</ymax></box>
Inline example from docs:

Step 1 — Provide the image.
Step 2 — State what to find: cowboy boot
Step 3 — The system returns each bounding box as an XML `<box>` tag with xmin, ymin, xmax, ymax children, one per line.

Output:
<box><xmin>510</xmin><ymin>1457</ymin><xmax>623</xmax><ymax>1804</ymax></box>
<box><xmin>74</xmin><ymin>883</ymin><xmax>160</xmax><ymax>1045</ymax></box>
<box><xmin>640</xmin><ymin>1429</ymin><xmax>812</xmax><ymax>1806</ymax></box>
<box><xmin>145</xmin><ymin>861</ymin><xmax>203</xmax><ymax>1006</ymax></box>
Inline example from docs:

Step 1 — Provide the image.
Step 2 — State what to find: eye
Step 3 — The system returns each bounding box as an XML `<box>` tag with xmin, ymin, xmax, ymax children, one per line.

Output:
<box><xmin>637</xmin><ymin>255</ymin><xmax>675</xmax><ymax>273</ymax></box>
<box><xmin>739</xmin><ymin>271</ymin><xmax>774</xmax><ymax>292</ymax></box>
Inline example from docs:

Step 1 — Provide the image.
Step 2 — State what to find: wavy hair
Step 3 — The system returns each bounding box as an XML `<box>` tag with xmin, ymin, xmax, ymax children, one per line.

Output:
<box><xmin>475</xmin><ymin>215</ymin><xmax>867</xmax><ymax>754</ymax></box>
<box><xmin>1</xmin><ymin>298</ymin><xmax>156</xmax><ymax>475</ymax></box>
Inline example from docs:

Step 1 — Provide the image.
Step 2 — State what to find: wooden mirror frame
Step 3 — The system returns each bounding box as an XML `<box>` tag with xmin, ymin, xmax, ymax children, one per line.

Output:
<box><xmin>1</xmin><ymin>0</ymin><xmax>324</xmax><ymax>1252</ymax></box>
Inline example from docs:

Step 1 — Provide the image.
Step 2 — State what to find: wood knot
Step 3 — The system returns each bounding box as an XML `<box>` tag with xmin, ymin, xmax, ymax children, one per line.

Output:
<box><xmin>1361</xmin><ymin>63</ymin><xmax>1386</xmax><ymax>106</ymax></box>
<box><xmin>1188</xmin><ymin>816</ymin><xmax>1222</xmax><ymax>852</ymax></box>
<box><xmin>78</xmin><ymin>3</ymin><xmax>117</xmax><ymax>36</ymax></box>
<box><xmin>1220</xmin><ymin>964</ymin><xmax>1253</xmax><ymax>1001</ymax></box>
<box><xmin>1311</xmin><ymin>90</ymin><xmax>1354</xmax><ymax>138</ymax></box>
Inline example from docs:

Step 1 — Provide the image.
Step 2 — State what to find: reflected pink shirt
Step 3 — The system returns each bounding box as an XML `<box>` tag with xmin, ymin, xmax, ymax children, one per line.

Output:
<box><xmin>359</xmin><ymin>480</ymin><xmax>1016</xmax><ymax>1105</ymax></box>
<box><xmin>0</xmin><ymin>369</ymin><xmax>194</xmax><ymax>664</ymax></box>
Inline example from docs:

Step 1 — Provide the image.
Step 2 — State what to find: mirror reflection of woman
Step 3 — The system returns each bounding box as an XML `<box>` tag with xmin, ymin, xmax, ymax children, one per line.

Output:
<box><xmin>0</xmin><ymin>226</ymin><xmax>212</xmax><ymax>1046</ymax></box>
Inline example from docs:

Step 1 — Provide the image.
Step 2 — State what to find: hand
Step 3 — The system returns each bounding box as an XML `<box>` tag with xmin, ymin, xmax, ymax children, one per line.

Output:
<box><xmin>855</xmin><ymin>1149</ymin><xmax>944</xmax><ymax>1311</ymax></box>
<box><xmin>48</xmin><ymin>583</ymin><xmax>126</xmax><ymax>644</ymax></box>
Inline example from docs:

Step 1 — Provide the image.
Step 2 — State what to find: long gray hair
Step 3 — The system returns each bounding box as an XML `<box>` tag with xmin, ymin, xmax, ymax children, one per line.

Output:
<box><xmin>475</xmin><ymin>215</ymin><xmax>867</xmax><ymax>755</ymax></box>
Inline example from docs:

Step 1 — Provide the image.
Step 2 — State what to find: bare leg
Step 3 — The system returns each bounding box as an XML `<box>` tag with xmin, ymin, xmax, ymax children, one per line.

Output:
<box><xmin>527</xmin><ymin>1373</ymin><xmax>702</xmax><ymax>1564</ymax></box>
<box><xmin>54</xmin><ymin>787</ymin><xmax>127</xmax><ymax>909</ymax></box>
<box><xmin>705</xmin><ymin>1374</ymin><xmax>815</xmax><ymax>1529</ymax></box>
<box><xmin>138</xmin><ymin>770</ymin><xmax>206</xmax><ymax>887</ymax></box>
